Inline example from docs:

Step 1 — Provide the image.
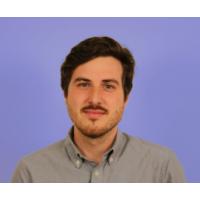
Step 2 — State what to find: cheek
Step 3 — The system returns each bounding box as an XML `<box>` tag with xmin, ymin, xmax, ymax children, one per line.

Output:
<box><xmin>111</xmin><ymin>90</ymin><xmax>124</xmax><ymax>102</ymax></box>
<box><xmin>68</xmin><ymin>91</ymin><xmax>87</xmax><ymax>108</ymax></box>
<box><xmin>106</xmin><ymin>95</ymin><xmax>124</xmax><ymax>110</ymax></box>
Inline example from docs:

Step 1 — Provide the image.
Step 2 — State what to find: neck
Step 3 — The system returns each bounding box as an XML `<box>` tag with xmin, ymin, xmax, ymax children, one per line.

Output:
<box><xmin>73</xmin><ymin>126</ymin><xmax>118</xmax><ymax>164</ymax></box>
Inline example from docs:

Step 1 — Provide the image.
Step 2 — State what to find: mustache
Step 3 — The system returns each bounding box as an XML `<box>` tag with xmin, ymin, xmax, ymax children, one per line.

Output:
<box><xmin>81</xmin><ymin>104</ymin><xmax>108</xmax><ymax>113</ymax></box>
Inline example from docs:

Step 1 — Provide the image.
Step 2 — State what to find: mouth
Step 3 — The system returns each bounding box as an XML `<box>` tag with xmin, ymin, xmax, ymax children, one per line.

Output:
<box><xmin>82</xmin><ymin>108</ymin><xmax>107</xmax><ymax>119</ymax></box>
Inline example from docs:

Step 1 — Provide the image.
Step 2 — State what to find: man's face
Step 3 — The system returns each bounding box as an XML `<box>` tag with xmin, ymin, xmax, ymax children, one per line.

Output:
<box><xmin>65</xmin><ymin>56</ymin><xmax>128</xmax><ymax>138</ymax></box>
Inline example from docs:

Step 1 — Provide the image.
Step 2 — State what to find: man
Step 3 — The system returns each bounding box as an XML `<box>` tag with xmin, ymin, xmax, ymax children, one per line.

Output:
<box><xmin>12</xmin><ymin>36</ymin><xmax>185</xmax><ymax>182</ymax></box>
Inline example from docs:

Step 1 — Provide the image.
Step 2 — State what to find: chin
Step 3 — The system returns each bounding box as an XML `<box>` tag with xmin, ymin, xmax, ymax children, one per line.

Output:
<box><xmin>82</xmin><ymin>130</ymin><xmax>107</xmax><ymax>139</ymax></box>
<box><xmin>76</xmin><ymin>124</ymin><xmax>107</xmax><ymax>138</ymax></box>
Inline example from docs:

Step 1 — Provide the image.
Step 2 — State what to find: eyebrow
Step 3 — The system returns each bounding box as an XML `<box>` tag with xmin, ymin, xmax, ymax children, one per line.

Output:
<box><xmin>73</xmin><ymin>77</ymin><xmax>91</xmax><ymax>83</ymax></box>
<box><xmin>73</xmin><ymin>77</ymin><xmax>119</xmax><ymax>85</ymax></box>
<box><xmin>102</xmin><ymin>79</ymin><xmax>119</xmax><ymax>85</ymax></box>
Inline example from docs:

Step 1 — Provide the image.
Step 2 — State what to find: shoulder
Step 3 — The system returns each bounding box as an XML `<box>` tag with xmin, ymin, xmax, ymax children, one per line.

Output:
<box><xmin>20</xmin><ymin>139</ymin><xmax>67</xmax><ymax>167</ymax></box>
<box><xmin>122</xmin><ymin>133</ymin><xmax>176</xmax><ymax>161</ymax></box>
<box><xmin>11</xmin><ymin>139</ymin><xmax>67</xmax><ymax>182</ymax></box>
<box><xmin>121</xmin><ymin>133</ymin><xmax>185</xmax><ymax>182</ymax></box>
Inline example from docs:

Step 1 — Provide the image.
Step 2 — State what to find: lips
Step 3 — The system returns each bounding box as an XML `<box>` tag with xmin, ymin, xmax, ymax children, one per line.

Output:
<box><xmin>82</xmin><ymin>108</ymin><xmax>107</xmax><ymax>119</ymax></box>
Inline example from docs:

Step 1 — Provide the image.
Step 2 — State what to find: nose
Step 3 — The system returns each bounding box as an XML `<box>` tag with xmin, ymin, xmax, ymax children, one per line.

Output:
<box><xmin>88</xmin><ymin>87</ymin><xmax>103</xmax><ymax>105</ymax></box>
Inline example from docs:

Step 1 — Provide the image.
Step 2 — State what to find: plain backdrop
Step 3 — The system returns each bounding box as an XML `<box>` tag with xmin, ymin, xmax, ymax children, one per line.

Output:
<box><xmin>0</xmin><ymin>18</ymin><xmax>200</xmax><ymax>182</ymax></box>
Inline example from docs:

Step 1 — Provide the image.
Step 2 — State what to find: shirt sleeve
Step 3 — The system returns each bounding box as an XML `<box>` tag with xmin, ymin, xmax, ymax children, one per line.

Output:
<box><xmin>11</xmin><ymin>159</ymin><xmax>32</xmax><ymax>183</ymax></box>
<box><xmin>162</xmin><ymin>149</ymin><xmax>186</xmax><ymax>183</ymax></box>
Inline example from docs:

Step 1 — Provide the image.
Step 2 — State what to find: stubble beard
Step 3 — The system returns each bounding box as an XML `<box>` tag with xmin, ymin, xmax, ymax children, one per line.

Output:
<box><xmin>67</xmin><ymin>105</ymin><xmax>124</xmax><ymax>139</ymax></box>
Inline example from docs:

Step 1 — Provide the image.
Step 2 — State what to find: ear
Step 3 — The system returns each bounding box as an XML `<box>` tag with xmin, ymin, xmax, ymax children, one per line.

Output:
<box><xmin>64</xmin><ymin>90</ymin><xmax>68</xmax><ymax>98</ymax></box>
<box><xmin>64</xmin><ymin>95</ymin><xmax>68</xmax><ymax>104</ymax></box>
<box><xmin>124</xmin><ymin>95</ymin><xmax>129</xmax><ymax>106</ymax></box>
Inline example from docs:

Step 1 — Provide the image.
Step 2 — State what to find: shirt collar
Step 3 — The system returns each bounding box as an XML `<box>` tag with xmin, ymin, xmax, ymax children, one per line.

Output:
<box><xmin>64</xmin><ymin>126</ymin><xmax>125</xmax><ymax>168</ymax></box>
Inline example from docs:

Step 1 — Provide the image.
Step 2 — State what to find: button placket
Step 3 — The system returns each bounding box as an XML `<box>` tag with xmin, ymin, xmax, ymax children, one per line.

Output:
<box><xmin>94</xmin><ymin>170</ymin><xmax>99</xmax><ymax>177</ymax></box>
<box><xmin>76</xmin><ymin>159</ymin><xmax>81</xmax><ymax>168</ymax></box>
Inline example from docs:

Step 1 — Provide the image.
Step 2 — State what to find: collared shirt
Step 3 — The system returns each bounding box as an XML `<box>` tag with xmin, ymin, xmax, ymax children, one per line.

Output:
<box><xmin>12</xmin><ymin>127</ymin><xmax>185</xmax><ymax>182</ymax></box>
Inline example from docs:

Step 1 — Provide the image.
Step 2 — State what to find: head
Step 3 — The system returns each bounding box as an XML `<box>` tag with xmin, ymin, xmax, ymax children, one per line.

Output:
<box><xmin>61</xmin><ymin>36</ymin><xmax>135</xmax><ymax>138</ymax></box>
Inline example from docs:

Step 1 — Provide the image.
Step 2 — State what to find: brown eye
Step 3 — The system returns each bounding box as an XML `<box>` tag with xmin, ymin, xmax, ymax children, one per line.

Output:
<box><xmin>77</xmin><ymin>82</ymin><xmax>90</xmax><ymax>88</ymax></box>
<box><xmin>104</xmin><ymin>84</ymin><xmax>115</xmax><ymax>91</ymax></box>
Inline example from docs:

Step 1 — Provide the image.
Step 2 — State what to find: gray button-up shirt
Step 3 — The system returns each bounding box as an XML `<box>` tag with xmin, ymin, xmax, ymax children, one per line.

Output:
<box><xmin>12</xmin><ymin>127</ymin><xmax>185</xmax><ymax>182</ymax></box>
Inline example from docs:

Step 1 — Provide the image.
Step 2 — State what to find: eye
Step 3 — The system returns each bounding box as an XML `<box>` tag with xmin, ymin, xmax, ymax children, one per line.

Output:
<box><xmin>104</xmin><ymin>84</ymin><xmax>115</xmax><ymax>91</ymax></box>
<box><xmin>77</xmin><ymin>82</ymin><xmax>90</xmax><ymax>88</ymax></box>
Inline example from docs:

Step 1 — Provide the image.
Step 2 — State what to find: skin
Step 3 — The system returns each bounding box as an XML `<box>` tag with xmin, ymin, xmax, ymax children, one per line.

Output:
<box><xmin>65</xmin><ymin>56</ymin><xmax>129</xmax><ymax>164</ymax></box>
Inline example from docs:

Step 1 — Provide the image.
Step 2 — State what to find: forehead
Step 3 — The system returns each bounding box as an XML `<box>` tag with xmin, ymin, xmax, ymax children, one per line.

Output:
<box><xmin>71</xmin><ymin>56</ymin><xmax>123</xmax><ymax>82</ymax></box>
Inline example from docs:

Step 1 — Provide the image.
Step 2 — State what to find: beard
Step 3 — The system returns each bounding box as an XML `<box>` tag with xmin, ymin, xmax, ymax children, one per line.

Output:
<box><xmin>74</xmin><ymin>116</ymin><xmax>118</xmax><ymax>139</ymax></box>
<box><xmin>67</xmin><ymin>103</ymin><xmax>124</xmax><ymax>139</ymax></box>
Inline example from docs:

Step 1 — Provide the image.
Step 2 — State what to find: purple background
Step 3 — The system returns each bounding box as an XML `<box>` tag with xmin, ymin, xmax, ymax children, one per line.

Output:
<box><xmin>0</xmin><ymin>18</ymin><xmax>200</xmax><ymax>182</ymax></box>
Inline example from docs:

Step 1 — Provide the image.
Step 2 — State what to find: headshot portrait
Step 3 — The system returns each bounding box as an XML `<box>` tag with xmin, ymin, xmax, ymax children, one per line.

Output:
<box><xmin>0</xmin><ymin>18</ymin><xmax>200</xmax><ymax>183</ymax></box>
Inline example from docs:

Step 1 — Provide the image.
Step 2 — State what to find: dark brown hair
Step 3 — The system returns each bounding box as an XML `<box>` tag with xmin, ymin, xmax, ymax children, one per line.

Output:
<box><xmin>61</xmin><ymin>36</ymin><xmax>135</xmax><ymax>100</ymax></box>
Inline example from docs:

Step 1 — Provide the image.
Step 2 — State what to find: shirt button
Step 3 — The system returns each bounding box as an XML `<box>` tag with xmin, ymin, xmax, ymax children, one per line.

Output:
<box><xmin>94</xmin><ymin>170</ymin><xmax>99</xmax><ymax>176</ymax></box>
<box><xmin>109</xmin><ymin>157</ymin><xmax>114</xmax><ymax>163</ymax></box>
<box><xmin>76</xmin><ymin>160</ymin><xmax>81</xmax><ymax>168</ymax></box>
